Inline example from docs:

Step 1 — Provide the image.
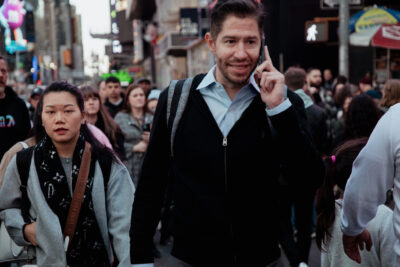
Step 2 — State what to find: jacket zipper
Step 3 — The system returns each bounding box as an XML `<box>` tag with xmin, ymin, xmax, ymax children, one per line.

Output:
<box><xmin>222</xmin><ymin>136</ymin><xmax>237</xmax><ymax>266</ymax></box>
<box><xmin>222</xmin><ymin>137</ymin><xmax>228</xmax><ymax>191</ymax></box>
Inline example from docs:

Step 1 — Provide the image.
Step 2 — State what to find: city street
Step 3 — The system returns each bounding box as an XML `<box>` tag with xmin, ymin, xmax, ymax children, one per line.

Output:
<box><xmin>154</xmin><ymin>233</ymin><xmax>322</xmax><ymax>267</ymax></box>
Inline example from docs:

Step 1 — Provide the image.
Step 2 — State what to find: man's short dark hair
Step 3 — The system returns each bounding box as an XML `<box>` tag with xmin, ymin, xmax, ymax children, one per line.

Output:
<box><xmin>285</xmin><ymin>67</ymin><xmax>306</xmax><ymax>90</ymax></box>
<box><xmin>306</xmin><ymin>67</ymin><xmax>320</xmax><ymax>74</ymax></box>
<box><xmin>359</xmin><ymin>77</ymin><xmax>372</xmax><ymax>85</ymax></box>
<box><xmin>105</xmin><ymin>76</ymin><xmax>120</xmax><ymax>85</ymax></box>
<box><xmin>136</xmin><ymin>77</ymin><xmax>151</xmax><ymax>84</ymax></box>
<box><xmin>210</xmin><ymin>0</ymin><xmax>265</xmax><ymax>38</ymax></box>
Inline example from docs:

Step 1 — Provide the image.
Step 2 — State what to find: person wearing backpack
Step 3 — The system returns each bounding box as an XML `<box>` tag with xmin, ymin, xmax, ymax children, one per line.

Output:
<box><xmin>129</xmin><ymin>1</ymin><xmax>324</xmax><ymax>266</ymax></box>
<box><xmin>0</xmin><ymin>81</ymin><xmax>134</xmax><ymax>266</ymax></box>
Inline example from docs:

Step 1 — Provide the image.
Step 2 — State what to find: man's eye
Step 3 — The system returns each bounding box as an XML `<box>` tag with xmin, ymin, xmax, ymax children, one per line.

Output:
<box><xmin>225</xmin><ymin>40</ymin><xmax>235</xmax><ymax>44</ymax></box>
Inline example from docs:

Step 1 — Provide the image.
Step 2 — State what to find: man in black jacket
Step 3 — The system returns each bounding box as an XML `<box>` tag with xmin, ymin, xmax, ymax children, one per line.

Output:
<box><xmin>0</xmin><ymin>56</ymin><xmax>30</xmax><ymax>161</ymax></box>
<box><xmin>130</xmin><ymin>1</ymin><xmax>324</xmax><ymax>266</ymax></box>
<box><xmin>104</xmin><ymin>76</ymin><xmax>124</xmax><ymax>118</ymax></box>
<box><xmin>278</xmin><ymin>67</ymin><xmax>328</xmax><ymax>267</ymax></box>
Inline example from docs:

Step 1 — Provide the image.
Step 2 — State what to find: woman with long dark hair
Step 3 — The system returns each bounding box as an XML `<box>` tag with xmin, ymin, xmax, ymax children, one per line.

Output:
<box><xmin>331</xmin><ymin>94</ymin><xmax>381</xmax><ymax>150</ymax></box>
<box><xmin>381</xmin><ymin>79</ymin><xmax>400</xmax><ymax>111</ymax></box>
<box><xmin>316</xmin><ymin>138</ymin><xmax>395</xmax><ymax>266</ymax></box>
<box><xmin>114</xmin><ymin>84</ymin><xmax>153</xmax><ymax>185</ymax></box>
<box><xmin>0</xmin><ymin>81</ymin><xmax>134</xmax><ymax>266</ymax></box>
<box><xmin>80</xmin><ymin>85</ymin><xmax>126</xmax><ymax>161</ymax></box>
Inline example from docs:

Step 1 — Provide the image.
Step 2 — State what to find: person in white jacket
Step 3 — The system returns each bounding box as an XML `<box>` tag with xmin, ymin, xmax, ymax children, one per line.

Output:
<box><xmin>341</xmin><ymin>79</ymin><xmax>400</xmax><ymax>265</ymax></box>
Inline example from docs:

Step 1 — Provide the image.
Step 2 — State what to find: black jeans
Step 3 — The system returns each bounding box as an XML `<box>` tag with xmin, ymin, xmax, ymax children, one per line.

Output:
<box><xmin>279</xmin><ymin>185</ymin><xmax>315</xmax><ymax>266</ymax></box>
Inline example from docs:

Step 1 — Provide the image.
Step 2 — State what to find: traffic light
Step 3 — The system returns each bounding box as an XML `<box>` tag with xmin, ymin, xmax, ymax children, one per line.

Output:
<box><xmin>305</xmin><ymin>21</ymin><xmax>328</xmax><ymax>42</ymax></box>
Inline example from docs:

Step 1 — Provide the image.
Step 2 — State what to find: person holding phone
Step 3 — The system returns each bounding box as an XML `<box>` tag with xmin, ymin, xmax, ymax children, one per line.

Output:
<box><xmin>114</xmin><ymin>84</ymin><xmax>153</xmax><ymax>186</ymax></box>
<box><xmin>130</xmin><ymin>1</ymin><xmax>324</xmax><ymax>266</ymax></box>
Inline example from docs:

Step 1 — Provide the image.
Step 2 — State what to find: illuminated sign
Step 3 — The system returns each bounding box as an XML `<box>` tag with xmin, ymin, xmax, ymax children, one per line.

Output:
<box><xmin>110</xmin><ymin>0</ymin><xmax>122</xmax><ymax>54</ymax></box>
<box><xmin>0</xmin><ymin>0</ymin><xmax>27</xmax><ymax>54</ymax></box>
<box><xmin>320</xmin><ymin>0</ymin><xmax>363</xmax><ymax>10</ymax></box>
<box><xmin>305</xmin><ymin>21</ymin><xmax>328</xmax><ymax>42</ymax></box>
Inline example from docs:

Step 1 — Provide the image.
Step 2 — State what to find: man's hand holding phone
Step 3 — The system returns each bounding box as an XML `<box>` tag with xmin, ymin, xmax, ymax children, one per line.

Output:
<box><xmin>255</xmin><ymin>45</ymin><xmax>285</xmax><ymax>109</ymax></box>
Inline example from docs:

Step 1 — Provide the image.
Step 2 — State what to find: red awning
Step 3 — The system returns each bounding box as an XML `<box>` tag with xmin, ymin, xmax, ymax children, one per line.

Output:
<box><xmin>372</xmin><ymin>23</ymin><xmax>400</xmax><ymax>50</ymax></box>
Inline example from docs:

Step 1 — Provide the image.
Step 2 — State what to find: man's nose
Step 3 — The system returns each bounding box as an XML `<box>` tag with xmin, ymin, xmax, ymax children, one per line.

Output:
<box><xmin>234</xmin><ymin>43</ymin><xmax>247</xmax><ymax>59</ymax></box>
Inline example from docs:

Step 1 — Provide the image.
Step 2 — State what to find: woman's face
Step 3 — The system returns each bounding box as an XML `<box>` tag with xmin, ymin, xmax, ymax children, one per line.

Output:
<box><xmin>147</xmin><ymin>99</ymin><xmax>158</xmax><ymax>114</ymax></box>
<box><xmin>128</xmin><ymin>87</ymin><xmax>146</xmax><ymax>110</ymax></box>
<box><xmin>343</xmin><ymin>96</ymin><xmax>352</xmax><ymax>113</ymax></box>
<box><xmin>42</xmin><ymin>91</ymin><xmax>85</xmax><ymax>145</ymax></box>
<box><xmin>84</xmin><ymin>95</ymin><xmax>100</xmax><ymax>115</ymax></box>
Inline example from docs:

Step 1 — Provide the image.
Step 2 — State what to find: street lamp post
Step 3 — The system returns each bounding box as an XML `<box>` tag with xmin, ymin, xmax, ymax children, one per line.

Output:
<box><xmin>339</xmin><ymin>0</ymin><xmax>349</xmax><ymax>78</ymax></box>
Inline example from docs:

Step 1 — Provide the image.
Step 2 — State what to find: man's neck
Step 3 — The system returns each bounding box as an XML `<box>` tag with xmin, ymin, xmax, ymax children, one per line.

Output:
<box><xmin>215</xmin><ymin>70</ymin><xmax>247</xmax><ymax>100</ymax></box>
<box><xmin>0</xmin><ymin>88</ymin><xmax>5</xmax><ymax>99</ymax></box>
<box><xmin>131</xmin><ymin>108</ymin><xmax>143</xmax><ymax>119</ymax></box>
<box><xmin>109</xmin><ymin>97</ymin><xmax>122</xmax><ymax>105</ymax></box>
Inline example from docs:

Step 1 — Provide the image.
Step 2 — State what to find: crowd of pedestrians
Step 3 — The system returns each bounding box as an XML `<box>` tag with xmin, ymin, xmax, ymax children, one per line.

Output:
<box><xmin>0</xmin><ymin>0</ymin><xmax>400</xmax><ymax>267</ymax></box>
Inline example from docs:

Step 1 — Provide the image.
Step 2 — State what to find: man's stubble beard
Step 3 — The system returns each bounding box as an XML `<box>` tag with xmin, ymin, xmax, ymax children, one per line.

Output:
<box><xmin>220</xmin><ymin>60</ymin><xmax>258</xmax><ymax>89</ymax></box>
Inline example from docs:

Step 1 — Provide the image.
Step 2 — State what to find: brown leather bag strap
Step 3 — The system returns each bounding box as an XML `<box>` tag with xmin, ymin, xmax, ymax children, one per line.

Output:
<box><xmin>63</xmin><ymin>142</ymin><xmax>91</xmax><ymax>250</ymax></box>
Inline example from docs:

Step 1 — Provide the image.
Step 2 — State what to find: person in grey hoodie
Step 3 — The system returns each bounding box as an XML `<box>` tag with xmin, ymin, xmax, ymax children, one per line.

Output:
<box><xmin>0</xmin><ymin>81</ymin><xmax>135</xmax><ymax>267</ymax></box>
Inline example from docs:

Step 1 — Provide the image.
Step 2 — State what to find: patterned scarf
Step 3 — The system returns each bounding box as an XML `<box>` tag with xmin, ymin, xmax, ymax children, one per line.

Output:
<box><xmin>34</xmin><ymin>134</ymin><xmax>109</xmax><ymax>266</ymax></box>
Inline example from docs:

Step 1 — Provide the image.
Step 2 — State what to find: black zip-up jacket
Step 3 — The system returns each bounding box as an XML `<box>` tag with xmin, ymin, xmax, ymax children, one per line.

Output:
<box><xmin>130</xmin><ymin>76</ymin><xmax>324</xmax><ymax>266</ymax></box>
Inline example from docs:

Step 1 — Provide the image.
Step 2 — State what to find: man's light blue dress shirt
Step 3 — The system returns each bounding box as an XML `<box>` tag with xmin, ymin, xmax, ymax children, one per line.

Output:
<box><xmin>197</xmin><ymin>65</ymin><xmax>292</xmax><ymax>137</ymax></box>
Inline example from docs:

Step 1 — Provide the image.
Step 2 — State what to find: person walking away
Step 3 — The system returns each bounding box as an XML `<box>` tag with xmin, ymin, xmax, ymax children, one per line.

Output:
<box><xmin>277</xmin><ymin>66</ymin><xmax>327</xmax><ymax>267</ymax></box>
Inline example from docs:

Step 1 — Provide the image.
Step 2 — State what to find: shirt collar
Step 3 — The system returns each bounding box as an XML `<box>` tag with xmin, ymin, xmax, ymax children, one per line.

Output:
<box><xmin>196</xmin><ymin>65</ymin><xmax>261</xmax><ymax>93</ymax></box>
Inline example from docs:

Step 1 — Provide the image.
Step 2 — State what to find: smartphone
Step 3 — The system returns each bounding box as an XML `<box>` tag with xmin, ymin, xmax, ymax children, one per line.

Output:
<box><xmin>258</xmin><ymin>36</ymin><xmax>265</xmax><ymax>65</ymax></box>
<box><xmin>142</xmin><ymin>123</ymin><xmax>151</xmax><ymax>132</ymax></box>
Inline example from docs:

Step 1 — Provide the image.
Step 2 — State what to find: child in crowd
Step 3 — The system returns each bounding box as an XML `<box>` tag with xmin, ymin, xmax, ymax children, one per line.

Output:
<box><xmin>316</xmin><ymin>138</ymin><xmax>395</xmax><ymax>266</ymax></box>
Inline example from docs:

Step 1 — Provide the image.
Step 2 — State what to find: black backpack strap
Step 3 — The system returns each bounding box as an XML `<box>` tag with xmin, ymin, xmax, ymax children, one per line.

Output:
<box><xmin>16</xmin><ymin>146</ymin><xmax>35</xmax><ymax>223</ymax></box>
<box><xmin>166</xmin><ymin>73</ymin><xmax>206</xmax><ymax>157</ymax></box>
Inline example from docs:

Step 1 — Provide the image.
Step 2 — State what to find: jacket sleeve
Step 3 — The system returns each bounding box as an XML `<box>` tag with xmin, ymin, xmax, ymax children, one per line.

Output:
<box><xmin>115</xmin><ymin>113</ymin><xmax>136</xmax><ymax>160</ymax></box>
<box><xmin>106</xmin><ymin>162</ymin><xmax>135</xmax><ymax>266</ymax></box>
<box><xmin>341</xmin><ymin>108</ymin><xmax>397</xmax><ymax>236</ymax></box>
<box><xmin>0</xmin><ymin>155</ymin><xmax>31</xmax><ymax>246</ymax></box>
<box><xmin>130</xmin><ymin>89</ymin><xmax>171</xmax><ymax>264</ymax></box>
<box><xmin>19</xmin><ymin>100</ymin><xmax>31</xmax><ymax>141</ymax></box>
<box><xmin>0</xmin><ymin>142</ymin><xmax>24</xmax><ymax>188</ymax></box>
<box><xmin>269</xmin><ymin>91</ymin><xmax>325</xmax><ymax>191</ymax></box>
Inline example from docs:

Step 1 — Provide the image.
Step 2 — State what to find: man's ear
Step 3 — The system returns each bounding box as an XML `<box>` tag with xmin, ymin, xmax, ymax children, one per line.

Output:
<box><xmin>205</xmin><ymin>32</ymin><xmax>215</xmax><ymax>54</ymax></box>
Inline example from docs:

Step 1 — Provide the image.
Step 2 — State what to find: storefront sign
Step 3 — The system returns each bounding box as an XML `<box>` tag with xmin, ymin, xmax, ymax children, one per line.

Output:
<box><xmin>180</xmin><ymin>8</ymin><xmax>208</xmax><ymax>37</ymax></box>
<box><xmin>321</xmin><ymin>0</ymin><xmax>363</xmax><ymax>10</ymax></box>
<box><xmin>110</xmin><ymin>0</ymin><xmax>122</xmax><ymax>54</ymax></box>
